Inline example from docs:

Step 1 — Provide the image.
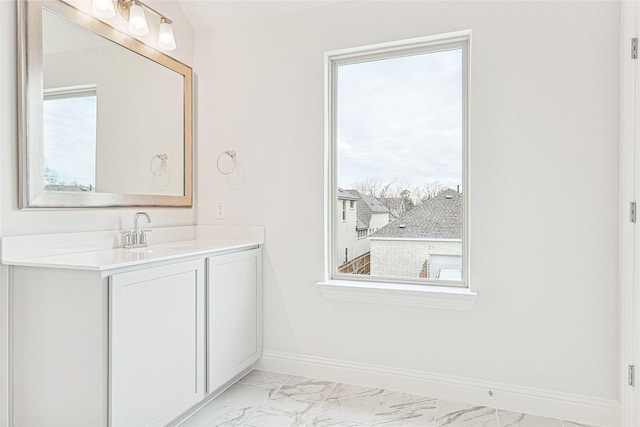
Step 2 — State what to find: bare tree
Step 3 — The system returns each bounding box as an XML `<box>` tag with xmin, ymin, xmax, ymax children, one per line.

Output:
<box><xmin>353</xmin><ymin>178</ymin><xmax>414</xmax><ymax>219</ymax></box>
<box><xmin>413</xmin><ymin>181</ymin><xmax>447</xmax><ymax>203</ymax></box>
<box><xmin>351</xmin><ymin>178</ymin><xmax>453</xmax><ymax>219</ymax></box>
<box><xmin>352</xmin><ymin>177</ymin><xmax>396</xmax><ymax>199</ymax></box>
<box><xmin>44</xmin><ymin>162</ymin><xmax>58</xmax><ymax>185</ymax></box>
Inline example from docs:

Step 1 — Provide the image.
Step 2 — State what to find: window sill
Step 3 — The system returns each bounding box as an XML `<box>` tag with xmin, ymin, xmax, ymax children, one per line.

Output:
<box><xmin>316</xmin><ymin>280</ymin><xmax>477</xmax><ymax>311</ymax></box>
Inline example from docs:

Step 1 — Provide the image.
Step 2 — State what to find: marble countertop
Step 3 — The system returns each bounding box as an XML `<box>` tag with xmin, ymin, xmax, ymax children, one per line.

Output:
<box><xmin>1</xmin><ymin>239</ymin><xmax>261</xmax><ymax>271</ymax></box>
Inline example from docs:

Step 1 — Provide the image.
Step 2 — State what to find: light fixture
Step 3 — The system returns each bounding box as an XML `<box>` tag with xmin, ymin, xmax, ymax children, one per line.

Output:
<box><xmin>92</xmin><ymin>0</ymin><xmax>115</xmax><ymax>18</ymax></box>
<box><xmin>113</xmin><ymin>0</ymin><xmax>177</xmax><ymax>51</ymax></box>
<box><xmin>127</xmin><ymin>1</ymin><xmax>149</xmax><ymax>36</ymax></box>
<box><xmin>158</xmin><ymin>17</ymin><xmax>176</xmax><ymax>51</ymax></box>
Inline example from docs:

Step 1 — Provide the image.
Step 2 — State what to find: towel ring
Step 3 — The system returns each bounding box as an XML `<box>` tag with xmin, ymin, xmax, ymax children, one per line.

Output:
<box><xmin>217</xmin><ymin>150</ymin><xmax>238</xmax><ymax>175</ymax></box>
<box><xmin>150</xmin><ymin>153</ymin><xmax>168</xmax><ymax>176</ymax></box>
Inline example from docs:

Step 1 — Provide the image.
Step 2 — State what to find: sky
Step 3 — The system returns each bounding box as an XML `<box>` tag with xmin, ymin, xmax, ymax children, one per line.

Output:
<box><xmin>43</xmin><ymin>95</ymin><xmax>97</xmax><ymax>187</ymax></box>
<box><xmin>337</xmin><ymin>48</ymin><xmax>463</xmax><ymax>192</ymax></box>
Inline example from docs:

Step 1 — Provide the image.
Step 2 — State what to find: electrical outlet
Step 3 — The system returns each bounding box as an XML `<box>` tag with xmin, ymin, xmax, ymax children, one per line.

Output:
<box><xmin>215</xmin><ymin>201</ymin><xmax>226</xmax><ymax>219</ymax></box>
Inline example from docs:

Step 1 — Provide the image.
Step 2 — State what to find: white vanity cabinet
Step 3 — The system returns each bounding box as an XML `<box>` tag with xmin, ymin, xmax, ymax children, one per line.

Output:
<box><xmin>5</xmin><ymin>237</ymin><xmax>263</xmax><ymax>427</ymax></box>
<box><xmin>207</xmin><ymin>248</ymin><xmax>263</xmax><ymax>392</ymax></box>
<box><xmin>110</xmin><ymin>260</ymin><xmax>206</xmax><ymax>427</ymax></box>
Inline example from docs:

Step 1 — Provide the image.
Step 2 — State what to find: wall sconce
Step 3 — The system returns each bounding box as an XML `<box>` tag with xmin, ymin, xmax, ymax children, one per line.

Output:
<box><xmin>91</xmin><ymin>0</ymin><xmax>177</xmax><ymax>51</ymax></box>
<box><xmin>125</xmin><ymin>1</ymin><xmax>149</xmax><ymax>35</ymax></box>
<box><xmin>92</xmin><ymin>0</ymin><xmax>116</xmax><ymax>18</ymax></box>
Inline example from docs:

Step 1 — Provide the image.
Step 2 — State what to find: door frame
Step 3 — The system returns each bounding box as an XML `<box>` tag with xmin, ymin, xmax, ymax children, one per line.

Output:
<box><xmin>621</xmin><ymin>1</ymin><xmax>638</xmax><ymax>424</ymax></box>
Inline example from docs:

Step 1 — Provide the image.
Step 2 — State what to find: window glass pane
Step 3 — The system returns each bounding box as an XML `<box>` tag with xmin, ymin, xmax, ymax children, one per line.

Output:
<box><xmin>43</xmin><ymin>93</ymin><xmax>97</xmax><ymax>191</ymax></box>
<box><xmin>335</xmin><ymin>48</ymin><xmax>464</xmax><ymax>283</ymax></box>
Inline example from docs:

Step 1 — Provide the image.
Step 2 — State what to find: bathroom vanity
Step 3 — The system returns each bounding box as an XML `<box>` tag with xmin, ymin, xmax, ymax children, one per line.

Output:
<box><xmin>2</xmin><ymin>226</ymin><xmax>263</xmax><ymax>427</ymax></box>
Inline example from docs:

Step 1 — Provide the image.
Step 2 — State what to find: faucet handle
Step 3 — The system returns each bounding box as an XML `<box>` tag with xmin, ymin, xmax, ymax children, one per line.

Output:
<box><xmin>120</xmin><ymin>230</ymin><xmax>134</xmax><ymax>248</ymax></box>
<box><xmin>139</xmin><ymin>229</ymin><xmax>152</xmax><ymax>245</ymax></box>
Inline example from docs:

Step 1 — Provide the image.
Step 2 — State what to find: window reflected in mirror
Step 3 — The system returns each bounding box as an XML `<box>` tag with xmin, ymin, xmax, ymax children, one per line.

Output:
<box><xmin>43</xmin><ymin>86</ymin><xmax>97</xmax><ymax>192</ymax></box>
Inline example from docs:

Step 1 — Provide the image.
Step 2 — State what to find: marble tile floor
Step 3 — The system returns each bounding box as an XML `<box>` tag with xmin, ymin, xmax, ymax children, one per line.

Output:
<box><xmin>179</xmin><ymin>370</ymin><xmax>595</xmax><ymax>427</ymax></box>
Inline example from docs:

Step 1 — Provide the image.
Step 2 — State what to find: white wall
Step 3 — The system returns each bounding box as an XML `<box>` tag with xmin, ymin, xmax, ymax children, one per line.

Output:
<box><xmin>1</xmin><ymin>0</ymin><xmax>195</xmax><ymax>237</ymax></box>
<box><xmin>369</xmin><ymin>212</ymin><xmax>389</xmax><ymax>234</ymax></box>
<box><xmin>195</xmin><ymin>0</ymin><xmax>620</xmax><ymax>415</ymax></box>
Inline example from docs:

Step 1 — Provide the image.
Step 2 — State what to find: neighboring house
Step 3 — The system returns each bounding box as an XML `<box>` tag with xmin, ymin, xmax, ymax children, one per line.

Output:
<box><xmin>347</xmin><ymin>190</ymin><xmax>391</xmax><ymax>237</ymax></box>
<box><xmin>336</xmin><ymin>189</ymin><xmax>391</xmax><ymax>272</ymax></box>
<box><xmin>369</xmin><ymin>189</ymin><xmax>462</xmax><ymax>280</ymax></box>
<box><xmin>336</xmin><ymin>188</ymin><xmax>360</xmax><ymax>265</ymax></box>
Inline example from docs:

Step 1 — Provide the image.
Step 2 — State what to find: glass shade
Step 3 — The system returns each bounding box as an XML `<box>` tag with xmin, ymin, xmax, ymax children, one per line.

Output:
<box><xmin>92</xmin><ymin>0</ymin><xmax>115</xmax><ymax>18</ymax></box>
<box><xmin>128</xmin><ymin>3</ymin><xmax>149</xmax><ymax>36</ymax></box>
<box><xmin>158</xmin><ymin>21</ymin><xmax>176</xmax><ymax>51</ymax></box>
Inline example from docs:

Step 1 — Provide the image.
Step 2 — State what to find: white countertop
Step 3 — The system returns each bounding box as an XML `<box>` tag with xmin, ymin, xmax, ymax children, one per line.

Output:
<box><xmin>2</xmin><ymin>239</ymin><xmax>261</xmax><ymax>271</ymax></box>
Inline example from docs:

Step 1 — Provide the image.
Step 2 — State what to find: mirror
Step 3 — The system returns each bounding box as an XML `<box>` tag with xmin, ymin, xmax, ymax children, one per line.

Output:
<box><xmin>18</xmin><ymin>0</ymin><xmax>193</xmax><ymax>208</ymax></box>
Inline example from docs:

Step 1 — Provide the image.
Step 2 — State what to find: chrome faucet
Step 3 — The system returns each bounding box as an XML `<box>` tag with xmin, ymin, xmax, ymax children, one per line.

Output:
<box><xmin>132</xmin><ymin>212</ymin><xmax>151</xmax><ymax>246</ymax></box>
<box><xmin>123</xmin><ymin>212</ymin><xmax>151</xmax><ymax>248</ymax></box>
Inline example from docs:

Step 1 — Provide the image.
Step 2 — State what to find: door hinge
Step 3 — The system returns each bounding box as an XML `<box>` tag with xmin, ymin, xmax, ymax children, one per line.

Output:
<box><xmin>630</xmin><ymin>365</ymin><xmax>636</xmax><ymax>386</ymax></box>
<box><xmin>631</xmin><ymin>202</ymin><xmax>637</xmax><ymax>223</ymax></box>
<box><xmin>633</xmin><ymin>38</ymin><xmax>638</xmax><ymax>59</ymax></box>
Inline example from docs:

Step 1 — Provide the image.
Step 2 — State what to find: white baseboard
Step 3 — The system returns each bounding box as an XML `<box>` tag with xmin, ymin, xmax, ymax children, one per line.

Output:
<box><xmin>257</xmin><ymin>350</ymin><xmax>619</xmax><ymax>427</ymax></box>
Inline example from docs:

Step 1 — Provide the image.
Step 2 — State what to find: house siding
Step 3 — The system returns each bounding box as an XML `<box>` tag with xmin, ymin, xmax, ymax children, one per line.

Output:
<box><xmin>369</xmin><ymin>239</ymin><xmax>461</xmax><ymax>279</ymax></box>
<box><xmin>336</xmin><ymin>200</ymin><xmax>359</xmax><ymax>264</ymax></box>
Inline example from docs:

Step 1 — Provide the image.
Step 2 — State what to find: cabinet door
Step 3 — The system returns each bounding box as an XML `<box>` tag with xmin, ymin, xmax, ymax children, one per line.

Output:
<box><xmin>110</xmin><ymin>260</ymin><xmax>205</xmax><ymax>427</ymax></box>
<box><xmin>207</xmin><ymin>248</ymin><xmax>262</xmax><ymax>392</ymax></box>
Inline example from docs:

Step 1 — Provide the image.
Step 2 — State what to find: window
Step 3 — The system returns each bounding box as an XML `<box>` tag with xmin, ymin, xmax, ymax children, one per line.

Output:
<box><xmin>341</xmin><ymin>200</ymin><xmax>347</xmax><ymax>221</ymax></box>
<box><xmin>43</xmin><ymin>85</ymin><xmax>98</xmax><ymax>192</ymax></box>
<box><xmin>325</xmin><ymin>31</ymin><xmax>469</xmax><ymax>289</ymax></box>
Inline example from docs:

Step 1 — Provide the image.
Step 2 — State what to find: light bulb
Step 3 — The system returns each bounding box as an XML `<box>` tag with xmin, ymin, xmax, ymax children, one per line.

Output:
<box><xmin>128</xmin><ymin>3</ymin><xmax>149</xmax><ymax>36</ymax></box>
<box><xmin>92</xmin><ymin>0</ymin><xmax>115</xmax><ymax>18</ymax></box>
<box><xmin>158</xmin><ymin>20</ymin><xmax>176</xmax><ymax>51</ymax></box>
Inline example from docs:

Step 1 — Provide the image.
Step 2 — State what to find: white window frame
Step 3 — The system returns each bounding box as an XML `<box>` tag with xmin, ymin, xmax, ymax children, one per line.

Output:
<box><xmin>43</xmin><ymin>84</ymin><xmax>98</xmax><ymax>190</ymax></box>
<box><xmin>319</xmin><ymin>31</ymin><xmax>476</xmax><ymax>310</ymax></box>
<box><xmin>43</xmin><ymin>84</ymin><xmax>97</xmax><ymax>101</ymax></box>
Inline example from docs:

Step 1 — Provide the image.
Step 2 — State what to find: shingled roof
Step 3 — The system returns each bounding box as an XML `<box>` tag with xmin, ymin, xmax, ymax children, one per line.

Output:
<box><xmin>346</xmin><ymin>190</ymin><xmax>390</xmax><ymax>229</ymax></box>
<box><xmin>370</xmin><ymin>189</ymin><xmax>462</xmax><ymax>239</ymax></box>
<box><xmin>337</xmin><ymin>188</ymin><xmax>359</xmax><ymax>201</ymax></box>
